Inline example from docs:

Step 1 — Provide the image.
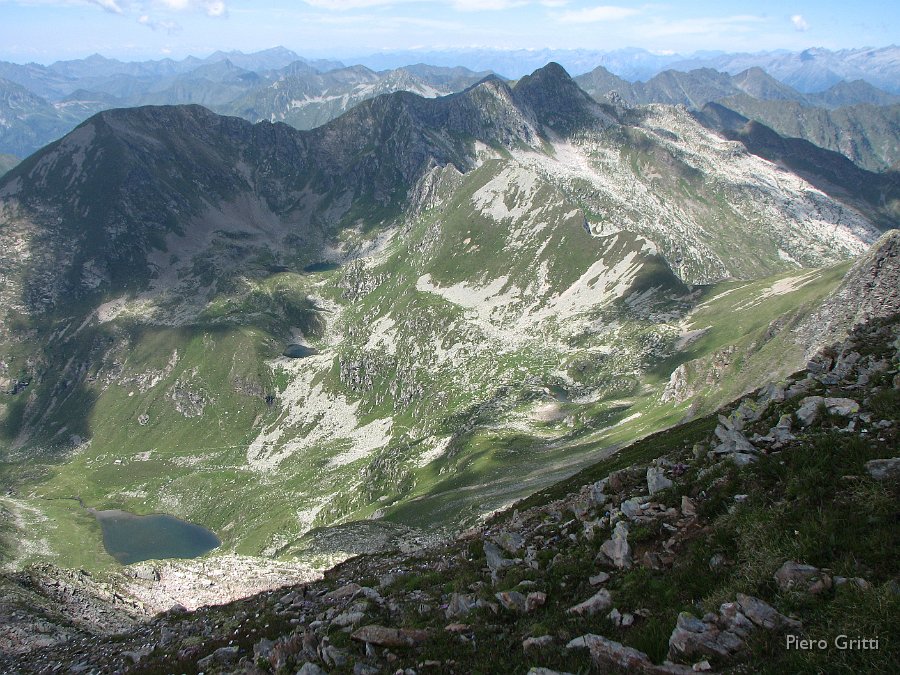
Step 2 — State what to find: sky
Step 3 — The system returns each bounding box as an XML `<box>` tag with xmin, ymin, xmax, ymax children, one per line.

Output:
<box><xmin>0</xmin><ymin>0</ymin><xmax>897</xmax><ymax>64</ymax></box>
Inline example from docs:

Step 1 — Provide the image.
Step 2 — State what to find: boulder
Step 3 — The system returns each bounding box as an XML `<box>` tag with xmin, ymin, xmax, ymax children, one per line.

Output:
<box><xmin>647</xmin><ymin>467</ymin><xmax>674</xmax><ymax>495</ymax></box>
<box><xmin>568</xmin><ymin>634</ymin><xmax>694</xmax><ymax>674</ymax></box>
<box><xmin>197</xmin><ymin>646</ymin><xmax>239</xmax><ymax>670</ymax></box>
<box><xmin>496</xmin><ymin>591</ymin><xmax>527</xmax><ymax>613</ymax></box>
<box><xmin>495</xmin><ymin>531</ymin><xmax>525</xmax><ymax>554</ymax></box>
<box><xmin>774</xmin><ymin>561</ymin><xmax>833</xmax><ymax>595</ymax></box>
<box><xmin>620</xmin><ymin>497</ymin><xmax>644</xmax><ymax>519</ymax></box>
<box><xmin>736</xmin><ymin>594</ymin><xmax>801</xmax><ymax>631</ymax></box>
<box><xmin>526</xmin><ymin>591</ymin><xmax>547</xmax><ymax>612</ymax></box>
<box><xmin>484</xmin><ymin>541</ymin><xmax>518</xmax><ymax>578</ymax></box>
<box><xmin>667</xmin><ymin>612</ymin><xmax>745</xmax><ymax>662</ymax></box>
<box><xmin>824</xmin><ymin>397</ymin><xmax>860</xmax><ymax>416</ymax></box>
<box><xmin>324</xmin><ymin>583</ymin><xmax>361</xmax><ymax>602</ymax></box>
<box><xmin>351</xmin><ymin>625</ymin><xmax>428</xmax><ymax>648</ymax></box>
<box><xmin>865</xmin><ymin>458</ymin><xmax>900</xmax><ymax>481</ymax></box>
<box><xmin>589</xmin><ymin>572</ymin><xmax>611</xmax><ymax>586</ymax></box>
<box><xmin>599</xmin><ymin>521</ymin><xmax>633</xmax><ymax>569</ymax></box>
<box><xmin>796</xmin><ymin>397</ymin><xmax>824</xmax><ymax>427</ymax></box>
<box><xmin>445</xmin><ymin>592</ymin><xmax>474</xmax><ymax>619</ymax></box>
<box><xmin>522</xmin><ymin>635</ymin><xmax>555</xmax><ymax>651</ymax></box>
<box><xmin>567</xmin><ymin>589</ymin><xmax>612</xmax><ymax>616</ymax></box>
<box><xmin>712</xmin><ymin>427</ymin><xmax>757</xmax><ymax>456</ymax></box>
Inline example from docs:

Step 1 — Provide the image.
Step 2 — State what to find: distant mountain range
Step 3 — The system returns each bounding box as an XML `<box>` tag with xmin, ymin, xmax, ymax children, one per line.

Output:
<box><xmin>0</xmin><ymin>46</ymin><xmax>898</xmax><ymax>174</ymax></box>
<box><xmin>352</xmin><ymin>45</ymin><xmax>900</xmax><ymax>91</ymax></box>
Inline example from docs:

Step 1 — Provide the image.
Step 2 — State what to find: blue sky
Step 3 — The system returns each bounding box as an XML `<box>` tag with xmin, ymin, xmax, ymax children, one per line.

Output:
<box><xmin>0</xmin><ymin>0</ymin><xmax>897</xmax><ymax>63</ymax></box>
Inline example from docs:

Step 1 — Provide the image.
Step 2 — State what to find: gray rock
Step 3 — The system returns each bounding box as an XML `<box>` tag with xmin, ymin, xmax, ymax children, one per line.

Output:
<box><xmin>712</xmin><ymin>427</ymin><xmax>757</xmax><ymax>456</ymax></box>
<box><xmin>796</xmin><ymin>396</ymin><xmax>824</xmax><ymax>426</ymax></box>
<box><xmin>525</xmin><ymin>591</ymin><xmax>547</xmax><ymax>613</ymax></box>
<box><xmin>589</xmin><ymin>572</ymin><xmax>611</xmax><ymax>586</ymax></box>
<box><xmin>833</xmin><ymin>576</ymin><xmax>871</xmax><ymax>590</ymax></box>
<box><xmin>667</xmin><ymin>612</ymin><xmax>745</xmax><ymax>662</ymax></box>
<box><xmin>495</xmin><ymin>530</ymin><xmax>525</xmax><ymax>554</ymax></box>
<box><xmin>647</xmin><ymin>467</ymin><xmax>674</xmax><ymax>494</ymax></box>
<box><xmin>589</xmin><ymin>480</ymin><xmax>608</xmax><ymax>508</ymax></box>
<box><xmin>495</xmin><ymin>590</ymin><xmax>527</xmax><ymax>613</ymax></box>
<box><xmin>599</xmin><ymin>521</ymin><xmax>632</xmax><ymax>569</ymax></box>
<box><xmin>680</xmin><ymin>496</ymin><xmax>696</xmax><ymax>517</ymax></box>
<box><xmin>351</xmin><ymin>625</ymin><xmax>429</xmax><ymax>648</ymax></box>
<box><xmin>569</xmin><ymin>633</ymin><xmax>694</xmax><ymax>673</ymax></box>
<box><xmin>620</xmin><ymin>497</ymin><xmax>644</xmax><ymax>519</ymax></box>
<box><xmin>332</xmin><ymin>610</ymin><xmax>366</xmax><ymax>627</ymax></box>
<box><xmin>484</xmin><ymin>541</ymin><xmax>517</xmax><ymax>577</ymax></box>
<box><xmin>865</xmin><ymin>458</ymin><xmax>900</xmax><ymax>481</ymax></box>
<box><xmin>730</xmin><ymin>453</ymin><xmax>757</xmax><ymax>467</ymax></box>
<box><xmin>736</xmin><ymin>594</ymin><xmax>801</xmax><ymax>631</ymax></box>
<box><xmin>522</xmin><ymin>635</ymin><xmax>555</xmax><ymax>650</ymax></box>
<box><xmin>527</xmin><ymin>668</ymin><xmax>574</xmax><ymax>675</ymax></box>
<box><xmin>197</xmin><ymin>646</ymin><xmax>239</xmax><ymax>670</ymax></box>
<box><xmin>717</xmin><ymin>602</ymin><xmax>755</xmax><ymax>639</ymax></box>
<box><xmin>824</xmin><ymin>397</ymin><xmax>860</xmax><ymax>416</ymax></box>
<box><xmin>445</xmin><ymin>592</ymin><xmax>474</xmax><ymax>619</ymax></box>
<box><xmin>608</xmin><ymin>607</ymin><xmax>622</xmax><ymax>626</ymax></box>
<box><xmin>774</xmin><ymin>561</ymin><xmax>833</xmax><ymax>595</ymax></box>
<box><xmin>324</xmin><ymin>583</ymin><xmax>361</xmax><ymax>601</ymax></box>
<box><xmin>297</xmin><ymin>663</ymin><xmax>327</xmax><ymax>675</ymax></box>
<box><xmin>567</xmin><ymin>588</ymin><xmax>612</xmax><ymax>616</ymax></box>
<box><xmin>757</xmin><ymin>382</ymin><xmax>785</xmax><ymax>405</ymax></box>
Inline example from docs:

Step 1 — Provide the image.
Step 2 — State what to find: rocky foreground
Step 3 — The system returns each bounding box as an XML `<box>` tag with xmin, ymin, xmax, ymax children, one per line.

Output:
<box><xmin>2</xmin><ymin>312</ymin><xmax>898</xmax><ymax>673</ymax></box>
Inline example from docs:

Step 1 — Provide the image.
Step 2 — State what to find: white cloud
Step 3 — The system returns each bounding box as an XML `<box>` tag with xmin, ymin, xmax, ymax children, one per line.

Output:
<box><xmin>88</xmin><ymin>0</ymin><xmax>123</xmax><ymax>13</ymax></box>
<box><xmin>791</xmin><ymin>14</ymin><xmax>809</xmax><ymax>32</ymax></box>
<box><xmin>77</xmin><ymin>0</ymin><xmax>227</xmax><ymax>18</ymax></box>
<box><xmin>303</xmin><ymin>0</ymin><xmax>559</xmax><ymax>10</ymax></box>
<box><xmin>451</xmin><ymin>0</ymin><xmax>528</xmax><ymax>9</ymax></box>
<box><xmin>302</xmin><ymin>0</ymin><xmax>403</xmax><ymax>8</ymax></box>
<box><xmin>157</xmin><ymin>0</ymin><xmax>226</xmax><ymax>16</ymax></box>
<box><xmin>556</xmin><ymin>5</ymin><xmax>639</xmax><ymax>24</ymax></box>
<box><xmin>639</xmin><ymin>14</ymin><xmax>765</xmax><ymax>38</ymax></box>
<box><xmin>138</xmin><ymin>13</ymin><xmax>181</xmax><ymax>32</ymax></box>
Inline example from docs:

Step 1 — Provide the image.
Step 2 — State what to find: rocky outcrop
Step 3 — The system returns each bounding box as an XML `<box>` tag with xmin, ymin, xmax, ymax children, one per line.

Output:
<box><xmin>794</xmin><ymin>230</ymin><xmax>900</xmax><ymax>358</ymax></box>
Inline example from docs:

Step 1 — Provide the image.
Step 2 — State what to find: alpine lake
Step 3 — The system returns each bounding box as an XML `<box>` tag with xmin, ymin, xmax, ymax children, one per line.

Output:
<box><xmin>92</xmin><ymin>509</ymin><xmax>221</xmax><ymax>565</ymax></box>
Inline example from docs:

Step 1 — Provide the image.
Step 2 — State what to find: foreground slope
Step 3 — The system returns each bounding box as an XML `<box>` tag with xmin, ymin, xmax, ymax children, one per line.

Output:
<box><xmin>0</xmin><ymin>65</ymin><xmax>893</xmax><ymax>577</ymax></box>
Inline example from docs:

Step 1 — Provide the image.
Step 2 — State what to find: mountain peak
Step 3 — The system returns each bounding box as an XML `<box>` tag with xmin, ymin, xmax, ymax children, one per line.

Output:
<box><xmin>513</xmin><ymin>62</ymin><xmax>605</xmax><ymax>133</ymax></box>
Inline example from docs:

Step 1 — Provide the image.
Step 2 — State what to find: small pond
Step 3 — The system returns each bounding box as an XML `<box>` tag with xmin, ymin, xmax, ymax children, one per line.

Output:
<box><xmin>283</xmin><ymin>344</ymin><xmax>320</xmax><ymax>358</ymax></box>
<box><xmin>93</xmin><ymin>510</ymin><xmax>220</xmax><ymax>565</ymax></box>
<box><xmin>303</xmin><ymin>261</ymin><xmax>341</xmax><ymax>273</ymax></box>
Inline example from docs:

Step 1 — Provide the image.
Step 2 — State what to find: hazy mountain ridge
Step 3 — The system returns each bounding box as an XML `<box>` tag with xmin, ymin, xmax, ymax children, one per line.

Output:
<box><xmin>351</xmin><ymin>45</ymin><xmax>900</xmax><ymax>87</ymax></box>
<box><xmin>575</xmin><ymin>66</ymin><xmax>900</xmax><ymax>172</ymax></box>
<box><xmin>575</xmin><ymin>64</ymin><xmax>900</xmax><ymax>110</ymax></box>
